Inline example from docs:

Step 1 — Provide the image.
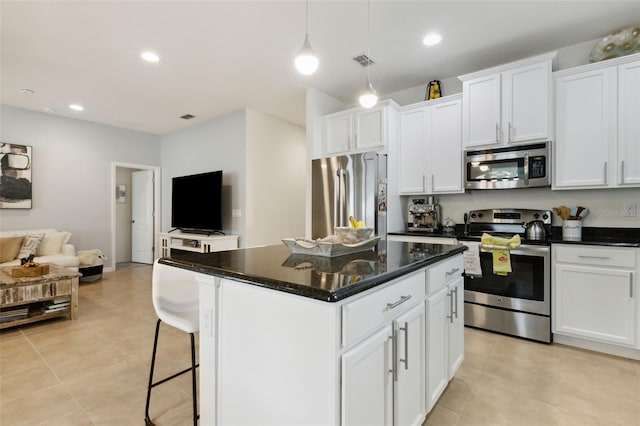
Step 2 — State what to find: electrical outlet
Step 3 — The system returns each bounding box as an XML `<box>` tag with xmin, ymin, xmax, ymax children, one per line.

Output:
<box><xmin>623</xmin><ymin>202</ymin><xmax>638</xmax><ymax>217</ymax></box>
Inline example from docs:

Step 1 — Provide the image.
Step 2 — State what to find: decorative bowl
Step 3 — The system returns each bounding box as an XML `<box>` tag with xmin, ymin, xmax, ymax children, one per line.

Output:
<box><xmin>334</xmin><ymin>227</ymin><xmax>374</xmax><ymax>244</ymax></box>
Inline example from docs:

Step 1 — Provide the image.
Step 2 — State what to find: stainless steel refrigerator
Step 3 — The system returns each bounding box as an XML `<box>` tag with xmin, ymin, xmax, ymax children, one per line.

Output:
<box><xmin>311</xmin><ymin>151</ymin><xmax>387</xmax><ymax>240</ymax></box>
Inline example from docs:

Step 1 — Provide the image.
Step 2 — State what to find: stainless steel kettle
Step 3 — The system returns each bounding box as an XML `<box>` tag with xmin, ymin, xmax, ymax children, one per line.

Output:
<box><xmin>522</xmin><ymin>220</ymin><xmax>546</xmax><ymax>240</ymax></box>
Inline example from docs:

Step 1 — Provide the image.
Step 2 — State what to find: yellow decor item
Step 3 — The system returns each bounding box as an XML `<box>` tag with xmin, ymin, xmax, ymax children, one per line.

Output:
<box><xmin>349</xmin><ymin>216</ymin><xmax>366</xmax><ymax>229</ymax></box>
<box><xmin>481</xmin><ymin>233</ymin><xmax>521</xmax><ymax>276</ymax></box>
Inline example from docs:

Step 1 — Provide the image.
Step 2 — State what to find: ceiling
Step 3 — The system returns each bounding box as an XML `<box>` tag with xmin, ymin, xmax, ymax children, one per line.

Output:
<box><xmin>1</xmin><ymin>1</ymin><xmax>639</xmax><ymax>135</ymax></box>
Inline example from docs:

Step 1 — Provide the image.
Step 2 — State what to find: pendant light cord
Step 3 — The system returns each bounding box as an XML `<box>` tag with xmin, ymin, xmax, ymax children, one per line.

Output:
<box><xmin>305</xmin><ymin>0</ymin><xmax>309</xmax><ymax>35</ymax></box>
<box><xmin>366</xmin><ymin>0</ymin><xmax>371</xmax><ymax>85</ymax></box>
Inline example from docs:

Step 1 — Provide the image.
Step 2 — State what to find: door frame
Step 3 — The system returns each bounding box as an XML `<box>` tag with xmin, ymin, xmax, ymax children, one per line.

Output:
<box><xmin>110</xmin><ymin>161</ymin><xmax>161</xmax><ymax>271</ymax></box>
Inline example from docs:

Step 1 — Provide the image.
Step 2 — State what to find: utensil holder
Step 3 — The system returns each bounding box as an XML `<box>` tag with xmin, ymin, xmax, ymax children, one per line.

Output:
<box><xmin>562</xmin><ymin>220</ymin><xmax>582</xmax><ymax>240</ymax></box>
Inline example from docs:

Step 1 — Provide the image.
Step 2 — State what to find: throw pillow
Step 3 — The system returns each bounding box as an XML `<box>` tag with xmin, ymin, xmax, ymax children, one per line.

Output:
<box><xmin>0</xmin><ymin>236</ymin><xmax>25</xmax><ymax>263</ymax></box>
<box><xmin>16</xmin><ymin>234</ymin><xmax>44</xmax><ymax>260</ymax></box>
<box><xmin>36</xmin><ymin>231</ymin><xmax>72</xmax><ymax>256</ymax></box>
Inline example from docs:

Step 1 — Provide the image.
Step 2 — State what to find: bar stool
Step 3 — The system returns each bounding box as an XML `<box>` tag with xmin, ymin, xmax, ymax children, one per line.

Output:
<box><xmin>145</xmin><ymin>260</ymin><xmax>199</xmax><ymax>426</ymax></box>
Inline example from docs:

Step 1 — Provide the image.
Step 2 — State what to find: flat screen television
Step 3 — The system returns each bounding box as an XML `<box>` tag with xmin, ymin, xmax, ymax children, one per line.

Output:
<box><xmin>171</xmin><ymin>170</ymin><xmax>223</xmax><ymax>233</ymax></box>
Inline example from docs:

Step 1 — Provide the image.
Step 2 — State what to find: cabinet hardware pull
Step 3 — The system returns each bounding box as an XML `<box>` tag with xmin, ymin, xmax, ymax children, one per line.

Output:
<box><xmin>630</xmin><ymin>273</ymin><xmax>634</xmax><ymax>298</ymax></box>
<box><xmin>508</xmin><ymin>122</ymin><xmax>513</xmax><ymax>142</ymax></box>
<box><xmin>604</xmin><ymin>162</ymin><xmax>608</xmax><ymax>185</ymax></box>
<box><xmin>387</xmin><ymin>295</ymin><xmax>412</xmax><ymax>310</ymax></box>
<box><xmin>422</xmin><ymin>175</ymin><xmax>426</xmax><ymax>192</ymax></box>
<box><xmin>392</xmin><ymin>329</ymin><xmax>398</xmax><ymax>382</ymax></box>
<box><xmin>388</xmin><ymin>334</ymin><xmax>395</xmax><ymax>378</ymax></box>
<box><xmin>578</xmin><ymin>255</ymin><xmax>610</xmax><ymax>260</ymax></box>
<box><xmin>446</xmin><ymin>291</ymin><xmax>453</xmax><ymax>322</ymax></box>
<box><xmin>446</xmin><ymin>268</ymin><xmax>460</xmax><ymax>276</ymax></box>
<box><xmin>495</xmin><ymin>123</ymin><xmax>500</xmax><ymax>143</ymax></box>
<box><xmin>621</xmin><ymin>161</ymin><xmax>625</xmax><ymax>184</ymax></box>
<box><xmin>399</xmin><ymin>322</ymin><xmax>409</xmax><ymax>370</ymax></box>
<box><xmin>431</xmin><ymin>174</ymin><xmax>435</xmax><ymax>192</ymax></box>
<box><xmin>453</xmin><ymin>286</ymin><xmax>459</xmax><ymax>319</ymax></box>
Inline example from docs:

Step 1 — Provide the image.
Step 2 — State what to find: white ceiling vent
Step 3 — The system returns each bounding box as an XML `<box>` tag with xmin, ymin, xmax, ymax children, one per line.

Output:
<box><xmin>353</xmin><ymin>54</ymin><xmax>375</xmax><ymax>67</ymax></box>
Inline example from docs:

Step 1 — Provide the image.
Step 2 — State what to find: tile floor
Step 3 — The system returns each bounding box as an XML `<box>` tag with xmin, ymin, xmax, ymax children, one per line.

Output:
<box><xmin>1</xmin><ymin>264</ymin><xmax>639</xmax><ymax>425</ymax></box>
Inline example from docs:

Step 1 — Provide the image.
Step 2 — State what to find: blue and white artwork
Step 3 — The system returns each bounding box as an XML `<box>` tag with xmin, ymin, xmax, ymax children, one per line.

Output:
<box><xmin>0</xmin><ymin>143</ymin><xmax>32</xmax><ymax>209</ymax></box>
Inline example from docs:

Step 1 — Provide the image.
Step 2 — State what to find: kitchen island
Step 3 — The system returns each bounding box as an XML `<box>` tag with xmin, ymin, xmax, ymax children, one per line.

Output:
<box><xmin>161</xmin><ymin>241</ymin><xmax>466</xmax><ymax>426</ymax></box>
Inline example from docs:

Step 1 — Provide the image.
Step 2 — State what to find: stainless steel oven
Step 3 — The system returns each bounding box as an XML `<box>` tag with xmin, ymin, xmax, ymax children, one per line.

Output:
<box><xmin>464</xmin><ymin>141</ymin><xmax>550</xmax><ymax>190</ymax></box>
<box><xmin>461</xmin><ymin>208</ymin><xmax>552</xmax><ymax>342</ymax></box>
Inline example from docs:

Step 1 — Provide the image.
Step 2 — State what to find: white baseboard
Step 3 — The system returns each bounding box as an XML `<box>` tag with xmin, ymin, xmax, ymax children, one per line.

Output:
<box><xmin>553</xmin><ymin>333</ymin><xmax>640</xmax><ymax>360</ymax></box>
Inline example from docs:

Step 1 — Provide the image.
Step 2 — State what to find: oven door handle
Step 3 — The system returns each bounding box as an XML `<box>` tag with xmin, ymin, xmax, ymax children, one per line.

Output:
<box><xmin>480</xmin><ymin>244</ymin><xmax>517</xmax><ymax>251</ymax></box>
<box><xmin>479</xmin><ymin>244</ymin><xmax>550</xmax><ymax>255</ymax></box>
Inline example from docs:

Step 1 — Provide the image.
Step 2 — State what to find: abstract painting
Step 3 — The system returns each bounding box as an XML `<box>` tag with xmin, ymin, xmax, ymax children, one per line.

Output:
<box><xmin>0</xmin><ymin>143</ymin><xmax>32</xmax><ymax>209</ymax></box>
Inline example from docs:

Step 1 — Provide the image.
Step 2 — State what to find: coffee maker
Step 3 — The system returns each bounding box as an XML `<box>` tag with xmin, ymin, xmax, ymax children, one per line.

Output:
<box><xmin>407</xmin><ymin>196</ymin><xmax>442</xmax><ymax>232</ymax></box>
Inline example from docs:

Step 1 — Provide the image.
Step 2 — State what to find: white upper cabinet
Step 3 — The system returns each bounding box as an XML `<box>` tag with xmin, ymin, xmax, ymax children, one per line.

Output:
<box><xmin>399</xmin><ymin>106</ymin><xmax>428</xmax><ymax>193</ymax></box>
<box><xmin>459</xmin><ymin>52</ymin><xmax>556</xmax><ymax>148</ymax></box>
<box><xmin>324</xmin><ymin>113</ymin><xmax>353</xmax><ymax>154</ymax></box>
<box><xmin>399</xmin><ymin>95</ymin><xmax>464</xmax><ymax>194</ymax></box>
<box><xmin>430</xmin><ymin>98</ymin><xmax>464</xmax><ymax>193</ymax></box>
<box><xmin>554</xmin><ymin>67</ymin><xmax>614</xmax><ymax>188</ymax></box>
<box><xmin>553</xmin><ymin>53</ymin><xmax>640</xmax><ymax>189</ymax></box>
<box><xmin>322</xmin><ymin>101</ymin><xmax>399</xmax><ymax>156</ymax></box>
<box><xmin>618</xmin><ymin>60</ymin><xmax>640</xmax><ymax>186</ymax></box>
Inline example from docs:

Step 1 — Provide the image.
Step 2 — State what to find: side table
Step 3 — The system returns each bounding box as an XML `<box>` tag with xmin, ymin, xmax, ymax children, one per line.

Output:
<box><xmin>0</xmin><ymin>265</ymin><xmax>80</xmax><ymax>329</ymax></box>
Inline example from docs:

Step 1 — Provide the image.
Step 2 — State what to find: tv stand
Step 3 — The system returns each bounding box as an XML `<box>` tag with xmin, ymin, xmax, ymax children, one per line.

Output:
<box><xmin>159</xmin><ymin>231</ymin><xmax>238</xmax><ymax>257</ymax></box>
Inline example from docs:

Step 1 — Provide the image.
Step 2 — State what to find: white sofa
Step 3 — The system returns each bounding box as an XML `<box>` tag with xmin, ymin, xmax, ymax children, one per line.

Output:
<box><xmin>0</xmin><ymin>229</ymin><xmax>80</xmax><ymax>272</ymax></box>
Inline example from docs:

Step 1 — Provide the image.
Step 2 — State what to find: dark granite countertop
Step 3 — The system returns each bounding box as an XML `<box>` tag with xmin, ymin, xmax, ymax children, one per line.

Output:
<box><xmin>390</xmin><ymin>225</ymin><xmax>640</xmax><ymax>247</ymax></box>
<box><xmin>549</xmin><ymin>226</ymin><xmax>640</xmax><ymax>248</ymax></box>
<box><xmin>159</xmin><ymin>241</ymin><xmax>467</xmax><ymax>302</ymax></box>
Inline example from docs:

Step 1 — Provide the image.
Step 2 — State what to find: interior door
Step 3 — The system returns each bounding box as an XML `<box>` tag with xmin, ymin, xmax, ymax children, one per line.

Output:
<box><xmin>132</xmin><ymin>170</ymin><xmax>154</xmax><ymax>264</ymax></box>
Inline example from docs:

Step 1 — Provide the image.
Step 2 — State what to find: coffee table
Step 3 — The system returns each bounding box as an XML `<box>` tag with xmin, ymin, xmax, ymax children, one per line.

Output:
<box><xmin>0</xmin><ymin>264</ymin><xmax>80</xmax><ymax>329</ymax></box>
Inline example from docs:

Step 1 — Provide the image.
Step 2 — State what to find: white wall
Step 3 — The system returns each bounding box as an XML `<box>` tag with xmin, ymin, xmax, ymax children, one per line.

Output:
<box><xmin>0</xmin><ymin>105</ymin><xmax>160</xmax><ymax>265</ymax></box>
<box><xmin>160</xmin><ymin>110</ymin><xmax>246</xmax><ymax>240</ymax></box>
<box><xmin>383</xmin><ymin>38</ymin><xmax>600</xmax><ymax>106</ymax></box>
<box><xmin>245</xmin><ymin>109</ymin><xmax>306</xmax><ymax>247</ymax></box>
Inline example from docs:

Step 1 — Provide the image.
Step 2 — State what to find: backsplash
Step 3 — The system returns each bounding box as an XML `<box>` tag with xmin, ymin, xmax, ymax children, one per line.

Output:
<box><xmin>406</xmin><ymin>187</ymin><xmax>640</xmax><ymax>228</ymax></box>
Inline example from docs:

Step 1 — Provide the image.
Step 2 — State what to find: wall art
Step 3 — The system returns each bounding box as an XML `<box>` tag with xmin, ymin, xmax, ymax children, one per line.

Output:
<box><xmin>0</xmin><ymin>143</ymin><xmax>32</xmax><ymax>209</ymax></box>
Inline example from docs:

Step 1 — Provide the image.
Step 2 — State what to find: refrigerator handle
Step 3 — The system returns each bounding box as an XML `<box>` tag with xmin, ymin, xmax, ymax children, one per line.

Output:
<box><xmin>336</xmin><ymin>168</ymin><xmax>348</xmax><ymax>228</ymax></box>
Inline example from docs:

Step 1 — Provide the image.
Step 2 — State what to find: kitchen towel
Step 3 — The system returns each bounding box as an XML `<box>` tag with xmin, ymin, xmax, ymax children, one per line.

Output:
<box><xmin>460</xmin><ymin>241</ymin><xmax>482</xmax><ymax>277</ymax></box>
<box><xmin>480</xmin><ymin>233</ymin><xmax>521</xmax><ymax>276</ymax></box>
<box><xmin>492</xmin><ymin>249</ymin><xmax>511</xmax><ymax>276</ymax></box>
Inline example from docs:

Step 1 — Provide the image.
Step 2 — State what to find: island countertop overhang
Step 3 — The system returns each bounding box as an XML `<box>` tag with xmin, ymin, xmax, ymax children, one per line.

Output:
<box><xmin>159</xmin><ymin>241</ymin><xmax>467</xmax><ymax>302</ymax></box>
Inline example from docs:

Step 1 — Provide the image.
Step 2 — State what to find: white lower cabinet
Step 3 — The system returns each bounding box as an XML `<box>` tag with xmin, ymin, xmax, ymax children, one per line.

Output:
<box><xmin>426</xmin><ymin>256</ymin><xmax>465</xmax><ymax>411</ymax></box>
<box><xmin>394</xmin><ymin>304</ymin><xmax>426</xmax><ymax>426</ymax></box>
<box><xmin>342</xmin><ymin>303</ymin><xmax>426</xmax><ymax>426</ymax></box>
<box><xmin>342</xmin><ymin>325</ymin><xmax>394</xmax><ymax>426</ymax></box>
<box><xmin>447</xmin><ymin>275</ymin><xmax>465</xmax><ymax>378</ymax></box>
<box><xmin>552</xmin><ymin>244</ymin><xmax>639</xmax><ymax>349</ymax></box>
<box><xmin>426</xmin><ymin>287</ymin><xmax>448</xmax><ymax>411</ymax></box>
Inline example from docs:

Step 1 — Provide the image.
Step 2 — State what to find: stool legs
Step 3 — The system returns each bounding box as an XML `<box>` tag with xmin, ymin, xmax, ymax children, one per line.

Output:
<box><xmin>145</xmin><ymin>319</ymin><xmax>199</xmax><ymax>426</ymax></box>
<box><xmin>145</xmin><ymin>319</ymin><xmax>161</xmax><ymax>426</ymax></box>
<box><xmin>190</xmin><ymin>332</ymin><xmax>198</xmax><ymax>426</ymax></box>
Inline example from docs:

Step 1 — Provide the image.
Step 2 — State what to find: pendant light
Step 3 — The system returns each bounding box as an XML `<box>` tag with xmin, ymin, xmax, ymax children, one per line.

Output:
<box><xmin>294</xmin><ymin>0</ymin><xmax>319</xmax><ymax>75</ymax></box>
<box><xmin>358</xmin><ymin>0</ymin><xmax>378</xmax><ymax>108</ymax></box>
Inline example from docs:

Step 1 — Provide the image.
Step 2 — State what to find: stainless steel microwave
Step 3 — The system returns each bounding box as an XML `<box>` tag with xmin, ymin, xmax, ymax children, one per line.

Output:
<box><xmin>464</xmin><ymin>142</ymin><xmax>550</xmax><ymax>189</ymax></box>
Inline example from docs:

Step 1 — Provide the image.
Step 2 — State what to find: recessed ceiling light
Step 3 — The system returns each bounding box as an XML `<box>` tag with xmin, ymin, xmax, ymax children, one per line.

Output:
<box><xmin>20</xmin><ymin>88</ymin><xmax>34</xmax><ymax>95</ymax></box>
<box><xmin>69</xmin><ymin>104</ymin><xmax>84</xmax><ymax>112</ymax></box>
<box><xmin>423</xmin><ymin>33</ymin><xmax>442</xmax><ymax>46</ymax></box>
<box><xmin>141</xmin><ymin>51</ymin><xmax>160</xmax><ymax>63</ymax></box>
